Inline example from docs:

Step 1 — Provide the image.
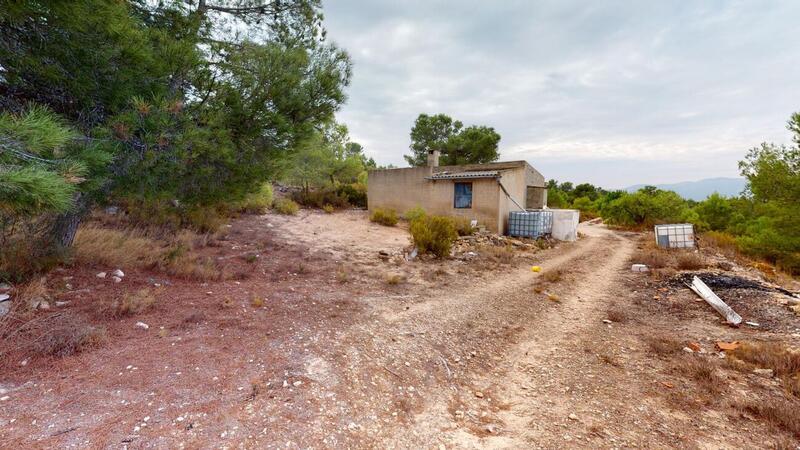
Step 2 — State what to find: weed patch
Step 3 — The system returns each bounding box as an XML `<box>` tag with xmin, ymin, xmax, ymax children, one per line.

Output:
<box><xmin>109</xmin><ymin>288</ymin><xmax>156</xmax><ymax>317</ymax></box>
<box><xmin>370</xmin><ymin>208</ymin><xmax>398</xmax><ymax>226</ymax></box>
<box><xmin>273</xmin><ymin>198</ymin><xmax>299</xmax><ymax>215</ymax></box>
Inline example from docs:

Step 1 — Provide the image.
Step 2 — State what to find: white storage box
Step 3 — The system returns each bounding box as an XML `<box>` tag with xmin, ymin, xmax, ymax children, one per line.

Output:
<box><xmin>550</xmin><ymin>209</ymin><xmax>580</xmax><ymax>242</ymax></box>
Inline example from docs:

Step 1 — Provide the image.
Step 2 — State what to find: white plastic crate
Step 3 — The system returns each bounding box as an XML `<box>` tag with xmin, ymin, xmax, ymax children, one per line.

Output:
<box><xmin>654</xmin><ymin>224</ymin><xmax>695</xmax><ymax>248</ymax></box>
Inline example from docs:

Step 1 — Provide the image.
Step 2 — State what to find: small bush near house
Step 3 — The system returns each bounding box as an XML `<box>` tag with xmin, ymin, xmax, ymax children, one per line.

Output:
<box><xmin>236</xmin><ymin>183</ymin><xmax>274</xmax><ymax>214</ymax></box>
<box><xmin>273</xmin><ymin>198</ymin><xmax>299</xmax><ymax>215</ymax></box>
<box><xmin>409</xmin><ymin>215</ymin><xmax>458</xmax><ymax>258</ymax></box>
<box><xmin>370</xmin><ymin>208</ymin><xmax>398</xmax><ymax>226</ymax></box>
<box><xmin>403</xmin><ymin>206</ymin><xmax>427</xmax><ymax>222</ymax></box>
<box><xmin>452</xmin><ymin>217</ymin><xmax>476</xmax><ymax>236</ymax></box>
<box><xmin>336</xmin><ymin>183</ymin><xmax>367</xmax><ymax>208</ymax></box>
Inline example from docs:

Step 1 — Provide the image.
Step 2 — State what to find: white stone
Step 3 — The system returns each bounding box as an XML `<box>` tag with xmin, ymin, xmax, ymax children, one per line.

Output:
<box><xmin>112</xmin><ymin>276</ymin><xmax>122</xmax><ymax>283</ymax></box>
<box><xmin>135</xmin><ymin>322</ymin><xmax>150</xmax><ymax>330</ymax></box>
<box><xmin>96</xmin><ymin>272</ymin><xmax>107</xmax><ymax>278</ymax></box>
<box><xmin>112</xmin><ymin>269</ymin><xmax>125</xmax><ymax>277</ymax></box>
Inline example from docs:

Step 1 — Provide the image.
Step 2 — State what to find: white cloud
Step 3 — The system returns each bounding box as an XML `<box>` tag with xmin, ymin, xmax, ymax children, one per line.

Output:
<box><xmin>324</xmin><ymin>0</ymin><xmax>800</xmax><ymax>186</ymax></box>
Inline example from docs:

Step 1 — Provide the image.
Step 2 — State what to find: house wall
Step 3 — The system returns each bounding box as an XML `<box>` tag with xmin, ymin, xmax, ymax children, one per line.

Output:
<box><xmin>367</xmin><ymin>161</ymin><xmax>546</xmax><ymax>234</ymax></box>
<box><xmin>367</xmin><ymin>167</ymin><xmax>503</xmax><ymax>232</ymax></box>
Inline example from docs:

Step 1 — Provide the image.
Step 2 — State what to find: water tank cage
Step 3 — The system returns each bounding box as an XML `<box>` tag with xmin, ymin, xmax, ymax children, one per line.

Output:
<box><xmin>507</xmin><ymin>210</ymin><xmax>553</xmax><ymax>238</ymax></box>
<box><xmin>654</xmin><ymin>224</ymin><xmax>695</xmax><ymax>248</ymax></box>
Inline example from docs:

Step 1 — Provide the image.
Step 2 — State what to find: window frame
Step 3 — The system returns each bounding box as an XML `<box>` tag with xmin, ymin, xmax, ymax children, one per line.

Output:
<box><xmin>453</xmin><ymin>182</ymin><xmax>473</xmax><ymax>209</ymax></box>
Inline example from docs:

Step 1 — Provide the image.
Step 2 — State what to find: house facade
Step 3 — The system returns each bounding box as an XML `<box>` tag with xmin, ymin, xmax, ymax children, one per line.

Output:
<box><xmin>367</xmin><ymin>151</ymin><xmax>547</xmax><ymax>234</ymax></box>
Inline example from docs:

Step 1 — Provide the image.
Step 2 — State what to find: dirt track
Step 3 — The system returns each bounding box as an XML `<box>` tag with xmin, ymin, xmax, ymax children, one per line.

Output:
<box><xmin>1</xmin><ymin>211</ymin><xmax>796</xmax><ymax>448</ymax></box>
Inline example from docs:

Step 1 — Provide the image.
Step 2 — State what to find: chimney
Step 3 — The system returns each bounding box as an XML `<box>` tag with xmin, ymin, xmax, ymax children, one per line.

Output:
<box><xmin>427</xmin><ymin>149</ymin><xmax>440</xmax><ymax>167</ymax></box>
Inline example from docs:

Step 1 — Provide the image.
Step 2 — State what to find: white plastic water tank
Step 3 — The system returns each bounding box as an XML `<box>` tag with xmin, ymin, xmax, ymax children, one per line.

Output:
<box><xmin>550</xmin><ymin>209</ymin><xmax>580</xmax><ymax>241</ymax></box>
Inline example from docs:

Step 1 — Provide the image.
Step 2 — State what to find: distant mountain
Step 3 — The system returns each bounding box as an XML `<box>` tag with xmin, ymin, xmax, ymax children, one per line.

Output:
<box><xmin>625</xmin><ymin>177</ymin><xmax>747</xmax><ymax>201</ymax></box>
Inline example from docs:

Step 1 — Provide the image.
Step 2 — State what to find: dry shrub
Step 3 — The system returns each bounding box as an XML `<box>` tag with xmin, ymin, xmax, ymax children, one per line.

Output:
<box><xmin>109</xmin><ymin>288</ymin><xmax>156</xmax><ymax>317</ymax></box>
<box><xmin>335</xmin><ymin>266</ymin><xmax>350</xmax><ymax>283</ymax></box>
<box><xmin>736</xmin><ymin>399</ymin><xmax>800</xmax><ymax>437</ymax></box>
<box><xmin>606</xmin><ymin>307</ymin><xmax>628</xmax><ymax>323</ymax></box>
<box><xmin>702</xmin><ymin>231</ymin><xmax>738</xmax><ymax>257</ymax></box>
<box><xmin>634</xmin><ymin>248</ymin><xmax>669</xmax><ymax>269</ymax></box>
<box><xmin>370</xmin><ymin>208</ymin><xmax>399</xmax><ymax>226</ymax></box>
<box><xmin>1</xmin><ymin>312</ymin><xmax>106</xmax><ymax>360</ymax></box>
<box><xmin>160</xmin><ymin>240</ymin><xmax>222</xmax><ymax>281</ymax></box>
<box><xmin>645</xmin><ymin>335</ymin><xmax>683</xmax><ymax>356</ymax></box>
<box><xmin>250</xmin><ymin>296</ymin><xmax>264</xmax><ymax>307</ymax></box>
<box><xmin>673</xmin><ymin>356</ymin><xmax>725</xmax><ymax>395</ymax></box>
<box><xmin>322</xmin><ymin>204</ymin><xmax>335</xmax><ymax>214</ymax></box>
<box><xmin>385</xmin><ymin>273</ymin><xmax>406</xmax><ymax>285</ymax></box>
<box><xmin>73</xmin><ymin>226</ymin><xmax>162</xmax><ymax>268</ymax></box>
<box><xmin>14</xmin><ymin>277</ymin><xmax>50</xmax><ymax>311</ymax></box>
<box><xmin>541</xmin><ymin>269</ymin><xmax>563</xmax><ymax>283</ymax></box>
<box><xmin>480</xmin><ymin>245</ymin><xmax>514</xmax><ymax>265</ymax></box>
<box><xmin>733</xmin><ymin>342</ymin><xmax>800</xmax><ymax>377</ymax></box>
<box><xmin>273</xmin><ymin>198</ymin><xmax>299</xmax><ymax>215</ymax></box>
<box><xmin>452</xmin><ymin>217</ymin><xmax>475</xmax><ymax>236</ymax></box>
<box><xmin>676</xmin><ymin>252</ymin><xmax>707</xmax><ymax>270</ymax></box>
<box><xmin>182</xmin><ymin>311</ymin><xmax>205</xmax><ymax>325</ymax></box>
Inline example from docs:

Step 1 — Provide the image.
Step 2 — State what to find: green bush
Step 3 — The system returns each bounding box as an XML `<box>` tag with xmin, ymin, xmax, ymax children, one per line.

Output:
<box><xmin>369</xmin><ymin>208</ymin><xmax>398</xmax><ymax>226</ymax></box>
<box><xmin>236</xmin><ymin>183</ymin><xmax>273</xmax><ymax>214</ymax></box>
<box><xmin>409</xmin><ymin>215</ymin><xmax>458</xmax><ymax>258</ymax></box>
<box><xmin>273</xmin><ymin>198</ymin><xmax>299</xmax><ymax>215</ymax></box>
<box><xmin>291</xmin><ymin>188</ymin><xmax>349</xmax><ymax>209</ymax></box>
<box><xmin>403</xmin><ymin>206</ymin><xmax>427</xmax><ymax>222</ymax></box>
<box><xmin>336</xmin><ymin>183</ymin><xmax>367</xmax><ymax>208</ymax></box>
<box><xmin>322</xmin><ymin>204</ymin><xmax>334</xmax><ymax>214</ymax></box>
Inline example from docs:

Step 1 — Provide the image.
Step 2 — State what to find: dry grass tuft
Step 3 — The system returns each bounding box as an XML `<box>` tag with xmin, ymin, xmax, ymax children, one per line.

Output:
<box><xmin>163</xmin><ymin>254</ymin><xmax>222</xmax><ymax>281</ymax></box>
<box><xmin>606</xmin><ymin>307</ymin><xmax>629</xmax><ymax>323</ymax></box>
<box><xmin>335</xmin><ymin>266</ymin><xmax>350</xmax><ymax>283</ymax></box>
<box><xmin>74</xmin><ymin>226</ymin><xmax>162</xmax><ymax>268</ymax></box>
<box><xmin>634</xmin><ymin>247</ymin><xmax>669</xmax><ymax>269</ymax></box>
<box><xmin>730</xmin><ymin>342</ymin><xmax>800</xmax><ymax>378</ymax></box>
<box><xmin>541</xmin><ymin>269</ymin><xmax>563</xmax><ymax>283</ymax></box>
<box><xmin>547</xmin><ymin>293</ymin><xmax>560</xmax><ymax>302</ymax></box>
<box><xmin>735</xmin><ymin>399</ymin><xmax>800</xmax><ymax>437</ymax></box>
<box><xmin>673</xmin><ymin>356</ymin><xmax>726</xmax><ymax>395</ymax></box>
<box><xmin>221</xmin><ymin>297</ymin><xmax>235</xmax><ymax>309</ymax></box>
<box><xmin>645</xmin><ymin>335</ymin><xmax>683</xmax><ymax>357</ymax></box>
<box><xmin>14</xmin><ymin>277</ymin><xmax>50</xmax><ymax>312</ymax></box>
<box><xmin>676</xmin><ymin>252</ymin><xmax>707</xmax><ymax>270</ymax></box>
<box><xmin>385</xmin><ymin>273</ymin><xmax>406</xmax><ymax>285</ymax></box>
<box><xmin>182</xmin><ymin>311</ymin><xmax>205</xmax><ymax>325</ymax></box>
<box><xmin>1</xmin><ymin>312</ymin><xmax>106</xmax><ymax>360</ymax></box>
<box><xmin>480</xmin><ymin>245</ymin><xmax>515</xmax><ymax>265</ymax></box>
<box><xmin>250</xmin><ymin>296</ymin><xmax>264</xmax><ymax>308</ymax></box>
<box><xmin>109</xmin><ymin>288</ymin><xmax>156</xmax><ymax>317</ymax></box>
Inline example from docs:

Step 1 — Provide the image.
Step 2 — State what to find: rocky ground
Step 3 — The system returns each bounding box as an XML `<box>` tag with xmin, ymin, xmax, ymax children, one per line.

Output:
<box><xmin>0</xmin><ymin>209</ymin><xmax>798</xmax><ymax>449</ymax></box>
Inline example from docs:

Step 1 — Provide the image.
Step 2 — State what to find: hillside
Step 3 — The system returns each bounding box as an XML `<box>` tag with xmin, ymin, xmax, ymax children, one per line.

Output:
<box><xmin>626</xmin><ymin>177</ymin><xmax>746</xmax><ymax>200</ymax></box>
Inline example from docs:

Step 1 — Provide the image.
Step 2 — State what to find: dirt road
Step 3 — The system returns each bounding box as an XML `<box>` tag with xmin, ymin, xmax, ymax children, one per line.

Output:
<box><xmin>2</xmin><ymin>212</ymin><xmax>793</xmax><ymax>448</ymax></box>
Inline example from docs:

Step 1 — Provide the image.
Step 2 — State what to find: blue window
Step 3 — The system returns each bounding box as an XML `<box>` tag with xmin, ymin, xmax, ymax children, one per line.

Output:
<box><xmin>454</xmin><ymin>182</ymin><xmax>472</xmax><ymax>208</ymax></box>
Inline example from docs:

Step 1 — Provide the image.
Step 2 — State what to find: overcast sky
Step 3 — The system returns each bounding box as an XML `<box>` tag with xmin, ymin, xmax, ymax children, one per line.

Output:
<box><xmin>322</xmin><ymin>0</ymin><xmax>799</xmax><ymax>189</ymax></box>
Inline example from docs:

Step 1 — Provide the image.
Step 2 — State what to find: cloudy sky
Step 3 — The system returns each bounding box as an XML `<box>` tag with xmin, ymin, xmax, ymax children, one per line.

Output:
<box><xmin>322</xmin><ymin>0</ymin><xmax>799</xmax><ymax>188</ymax></box>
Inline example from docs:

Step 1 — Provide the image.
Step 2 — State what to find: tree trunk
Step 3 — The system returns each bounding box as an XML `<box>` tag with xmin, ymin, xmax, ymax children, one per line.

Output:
<box><xmin>49</xmin><ymin>192</ymin><xmax>89</xmax><ymax>248</ymax></box>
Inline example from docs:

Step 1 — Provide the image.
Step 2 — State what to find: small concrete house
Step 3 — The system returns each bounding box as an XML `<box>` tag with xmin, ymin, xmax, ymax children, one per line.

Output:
<box><xmin>367</xmin><ymin>150</ymin><xmax>548</xmax><ymax>234</ymax></box>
